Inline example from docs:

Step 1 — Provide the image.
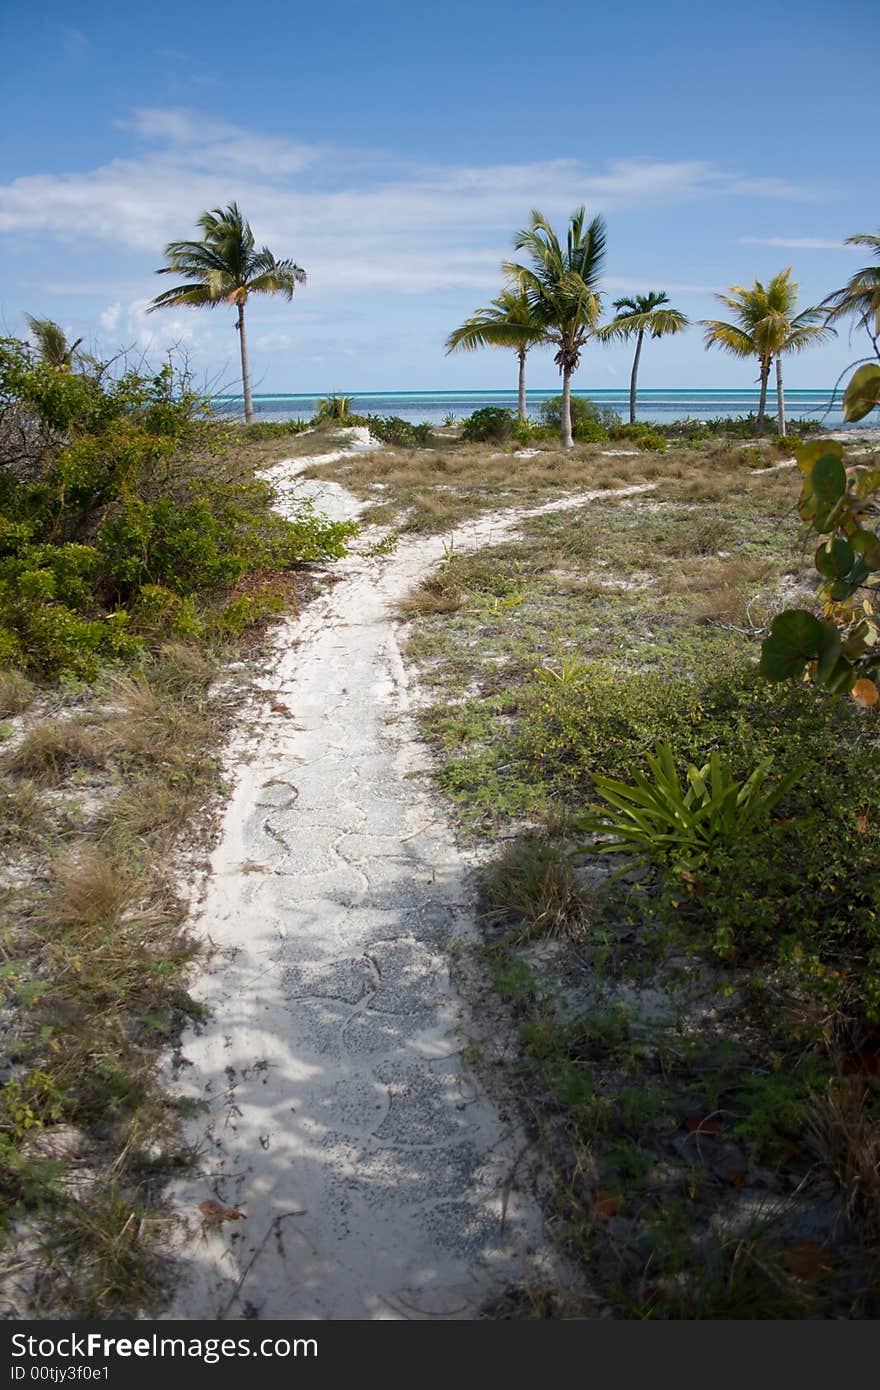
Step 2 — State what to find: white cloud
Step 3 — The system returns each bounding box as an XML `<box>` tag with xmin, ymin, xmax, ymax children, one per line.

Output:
<box><xmin>737</xmin><ymin>236</ymin><xmax>849</xmax><ymax>250</ymax></box>
<box><xmin>99</xmin><ymin>302</ymin><xmax>122</xmax><ymax>332</ymax></box>
<box><xmin>0</xmin><ymin>109</ymin><xmax>820</xmax><ymax>301</ymax></box>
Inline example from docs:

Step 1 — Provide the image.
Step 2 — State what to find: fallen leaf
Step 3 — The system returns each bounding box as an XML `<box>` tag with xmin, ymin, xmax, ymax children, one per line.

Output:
<box><xmin>723</xmin><ymin>1170</ymin><xmax>747</xmax><ymax>1189</ymax></box>
<box><xmin>852</xmin><ymin>678</ymin><xmax>879</xmax><ymax>709</ymax></box>
<box><xmin>683</xmin><ymin>1114</ymin><xmax>720</xmax><ymax>1134</ymax></box>
<box><xmin>782</xmin><ymin>1241</ymin><xmax>832</xmax><ymax>1280</ymax></box>
<box><xmin>199</xmin><ymin>1200</ymin><xmax>246</xmax><ymax>1222</ymax></box>
<box><xmin>593</xmin><ymin>1190</ymin><xmax>622</xmax><ymax>1220</ymax></box>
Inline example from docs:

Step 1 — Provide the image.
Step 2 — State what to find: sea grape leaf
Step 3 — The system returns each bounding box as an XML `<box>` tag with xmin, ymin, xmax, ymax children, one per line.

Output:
<box><xmin>843</xmin><ymin>363</ymin><xmax>880</xmax><ymax>423</ymax></box>
<box><xmin>795</xmin><ymin>437</ymin><xmax>843</xmax><ymax>474</ymax></box>
<box><xmin>760</xmin><ymin>610</ymin><xmax>828</xmax><ymax>681</ymax></box>
<box><xmin>815</xmin><ymin>536</ymin><xmax>855</xmax><ymax>579</ymax></box>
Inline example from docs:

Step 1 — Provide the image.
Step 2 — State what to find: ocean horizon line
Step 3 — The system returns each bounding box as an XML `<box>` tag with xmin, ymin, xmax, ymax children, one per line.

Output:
<box><xmin>215</xmin><ymin>387</ymin><xmax>839</xmax><ymax>399</ymax></box>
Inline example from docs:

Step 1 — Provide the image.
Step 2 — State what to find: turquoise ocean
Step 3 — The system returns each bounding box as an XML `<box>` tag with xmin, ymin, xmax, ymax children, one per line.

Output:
<box><xmin>212</xmin><ymin>388</ymin><xmax>860</xmax><ymax>429</ymax></box>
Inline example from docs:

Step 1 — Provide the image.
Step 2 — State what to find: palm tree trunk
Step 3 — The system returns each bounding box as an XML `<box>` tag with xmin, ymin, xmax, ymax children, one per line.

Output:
<box><xmin>775</xmin><ymin>355</ymin><xmax>786</xmax><ymax>436</ymax></box>
<box><xmin>517</xmin><ymin>347</ymin><xmax>527</xmax><ymax>422</ymax></box>
<box><xmin>237</xmin><ymin>301</ymin><xmax>254</xmax><ymax>425</ymax></box>
<box><xmin>629</xmin><ymin>330</ymin><xmax>644</xmax><ymax>425</ymax></box>
<box><xmin>756</xmin><ymin>356</ymin><xmax>770</xmax><ymax>435</ymax></box>
<box><xmin>561</xmin><ymin>366</ymin><xmax>574</xmax><ymax>449</ymax></box>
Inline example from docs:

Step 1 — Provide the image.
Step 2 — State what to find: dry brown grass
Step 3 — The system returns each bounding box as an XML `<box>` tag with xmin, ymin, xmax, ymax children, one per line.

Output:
<box><xmin>808</xmin><ymin>1081</ymin><xmax>880</xmax><ymax>1240</ymax></box>
<box><xmin>480</xmin><ymin>836</ymin><xmax>590</xmax><ymax>943</ymax></box>
<box><xmin>0</xmin><ymin>668</ymin><xmax>34</xmax><ymax>718</ymax></box>
<box><xmin>666</xmin><ymin>556</ymin><xmax>775</xmax><ymax>625</ymax></box>
<box><xmin>0</xmin><ymin>779</ymin><xmax>49</xmax><ymax>845</ymax></box>
<box><xmin>101</xmin><ymin>676</ymin><xmax>207</xmax><ymax>768</ymax></box>
<box><xmin>42</xmin><ymin>846</ymin><xmax>142</xmax><ymax>930</ymax></box>
<box><xmin>397</xmin><ymin>570</ymin><xmax>464</xmax><ymax>618</ymax></box>
<box><xmin>2</xmin><ymin>720</ymin><xmax>110</xmax><ymax>785</ymax></box>
<box><xmin>150</xmin><ymin>642</ymin><xmax>217</xmax><ymax>695</ymax></box>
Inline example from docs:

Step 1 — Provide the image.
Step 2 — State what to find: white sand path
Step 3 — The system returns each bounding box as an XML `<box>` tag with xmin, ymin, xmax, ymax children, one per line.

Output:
<box><xmin>166</xmin><ymin>435</ymin><xmax>653</xmax><ymax>1320</ymax></box>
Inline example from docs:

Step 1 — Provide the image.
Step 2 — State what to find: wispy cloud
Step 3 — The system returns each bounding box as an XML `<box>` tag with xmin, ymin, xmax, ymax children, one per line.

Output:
<box><xmin>737</xmin><ymin>236</ymin><xmax>850</xmax><ymax>250</ymax></box>
<box><xmin>0</xmin><ymin>109</ymin><xmax>820</xmax><ymax>300</ymax></box>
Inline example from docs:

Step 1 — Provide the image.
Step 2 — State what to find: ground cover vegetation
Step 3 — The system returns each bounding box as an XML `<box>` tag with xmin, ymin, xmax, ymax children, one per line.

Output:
<box><xmin>0</xmin><ymin>338</ymin><xmax>354</xmax><ymax>1315</ymax></box>
<box><xmin>369</xmin><ymin>429</ymin><xmax>880</xmax><ymax>1318</ymax></box>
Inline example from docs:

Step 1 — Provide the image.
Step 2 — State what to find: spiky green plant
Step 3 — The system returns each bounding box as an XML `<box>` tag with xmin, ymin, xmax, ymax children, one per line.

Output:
<box><xmin>702</xmin><ymin>270</ymin><xmax>833</xmax><ymax>435</ymax></box>
<box><xmin>148</xmin><ymin>203</ymin><xmax>305</xmax><ymax>424</ymax></box>
<box><xmin>597</xmin><ymin>291</ymin><xmax>688</xmax><ymax>423</ymax></box>
<box><xmin>503</xmin><ymin>209</ymin><xmax>606</xmax><ymax>447</ymax></box>
<box><xmin>315</xmin><ymin>393</ymin><xmax>356</xmax><ymax>422</ymax></box>
<box><xmin>445</xmin><ymin>287</ymin><xmax>547</xmax><ymax>421</ymax></box>
<box><xmin>577</xmin><ymin>743</ymin><xmax>801</xmax><ymax>874</ymax></box>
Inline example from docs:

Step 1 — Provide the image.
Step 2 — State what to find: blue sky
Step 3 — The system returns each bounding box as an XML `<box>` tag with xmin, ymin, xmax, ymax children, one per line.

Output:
<box><xmin>0</xmin><ymin>0</ymin><xmax>875</xmax><ymax>396</ymax></box>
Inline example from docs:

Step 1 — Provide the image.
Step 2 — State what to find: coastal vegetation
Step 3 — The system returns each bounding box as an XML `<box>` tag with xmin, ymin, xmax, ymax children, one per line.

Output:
<box><xmin>149</xmin><ymin>202</ymin><xmax>306</xmax><ymax>425</ymax></box>
<box><xmin>327</xmin><ymin>425</ymin><xmax>880</xmax><ymax>1317</ymax></box>
<box><xmin>503</xmin><ymin>209</ymin><xmax>606</xmax><ymax>449</ymax></box>
<box><xmin>701</xmin><ymin>270</ymin><xmax>833</xmax><ymax>436</ymax></box>
<box><xmin>446</xmin><ymin>288</ymin><xmax>548</xmax><ymax>421</ymax></box>
<box><xmin>2</xmin><ymin>206</ymin><xmax>879</xmax><ymax>1318</ymax></box>
<box><xmin>0</xmin><ymin>337</ymin><xmax>353</xmax><ymax>1313</ymax></box>
<box><xmin>597</xmin><ymin>292</ymin><xmax>689</xmax><ymax>424</ymax></box>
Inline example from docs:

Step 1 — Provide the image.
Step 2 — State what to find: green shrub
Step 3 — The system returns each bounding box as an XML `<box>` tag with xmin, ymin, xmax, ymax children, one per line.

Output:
<box><xmin>608</xmin><ymin>423</ymin><xmax>667</xmax><ymax>452</ymax></box>
<box><xmin>365</xmin><ymin>415</ymin><xmax>433</xmax><ymax>447</ymax></box>
<box><xmin>239</xmin><ymin>418</ymin><xmax>310</xmax><ymax>440</ymax></box>
<box><xmin>539</xmin><ymin>396</ymin><xmax>621</xmax><ymax>441</ymax></box>
<box><xmin>522</xmin><ymin>658</ymin><xmax>880</xmax><ymax>1018</ymax></box>
<box><xmin>0</xmin><ymin>338</ymin><xmax>356</xmax><ymax>675</ymax></box>
<box><xmin>461</xmin><ymin>407</ymin><xmax>516</xmax><ymax>444</ymax></box>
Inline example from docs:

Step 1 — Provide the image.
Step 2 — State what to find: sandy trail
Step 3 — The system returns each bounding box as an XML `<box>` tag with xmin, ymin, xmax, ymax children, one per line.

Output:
<box><xmin>167</xmin><ymin>438</ymin><xmax>651</xmax><ymax>1320</ymax></box>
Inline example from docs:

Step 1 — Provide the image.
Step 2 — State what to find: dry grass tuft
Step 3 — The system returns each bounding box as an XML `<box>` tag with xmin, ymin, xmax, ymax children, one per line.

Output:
<box><xmin>666</xmin><ymin>556</ymin><xmax>774</xmax><ymax>625</ymax></box>
<box><xmin>43</xmin><ymin>846</ymin><xmax>142</xmax><ymax>930</ymax></box>
<box><xmin>102</xmin><ymin>676</ymin><xmax>208</xmax><ymax>768</ymax></box>
<box><xmin>397</xmin><ymin>570</ymin><xmax>463</xmax><ymax>618</ymax></box>
<box><xmin>0</xmin><ymin>779</ymin><xmax>49</xmax><ymax>845</ymax></box>
<box><xmin>808</xmin><ymin>1081</ymin><xmax>880</xmax><ymax>1238</ymax></box>
<box><xmin>0</xmin><ymin>669</ymin><xmax>34</xmax><ymax>718</ymax></box>
<box><xmin>480</xmin><ymin>836</ymin><xmax>589</xmax><ymax>942</ymax></box>
<box><xmin>151</xmin><ymin>643</ymin><xmax>217</xmax><ymax>695</ymax></box>
<box><xmin>2</xmin><ymin>720</ymin><xmax>110</xmax><ymax>786</ymax></box>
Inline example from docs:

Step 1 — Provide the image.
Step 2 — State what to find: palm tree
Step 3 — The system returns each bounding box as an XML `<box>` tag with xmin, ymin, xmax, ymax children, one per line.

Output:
<box><xmin>445</xmin><ymin>287</ymin><xmax>547</xmax><ymax>421</ymax></box>
<box><xmin>702</xmin><ymin>270</ymin><xmax>832</xmax><ymax>435</ymax></box>
<box><xmin>822</xmin><ymin>231</ymin><xmax>880</xmax><ymax>358</ymax></box>
<box><xmin>25</xmin><ymin>315</ymin><xmax>83</xmax><ymax>371</ymax></box>
<box><xmin>148</xmin><ymin>202</ymin><xmax>305</xmax><ymax>424</ymax></box>
<box><xmin>597</xmin><ymin>292</ymin><xmax>688</xmax><ymax>423</ymax></box>
<box><xmin>503</xmin><ymin>208</ymin><xmax>606</xmax><ymax>447</ymax></box>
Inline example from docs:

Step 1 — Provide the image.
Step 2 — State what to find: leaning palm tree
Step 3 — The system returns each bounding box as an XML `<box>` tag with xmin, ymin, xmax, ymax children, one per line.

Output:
<box><xmin>822</xmin><ymin>231</ymin><xmax>880</xmax><ymax>358</ymax></box>
<box><xmin>25</xmin><ymin>315</ymin><xmax>83</xmax><ymax>371</ymax></box>
<box><xmin>597</xmin><ymin>292</ymin><xmax>688</xmax><ymax>423</ymax></box>
<box><xmin>445</xmin><ymin>287</ymin><xmax>547</xmax><ymax>420</ymax></box>
<box><xmin>148</xmin><ymin>202</ymin><xmax>305</xmax><ymax>424</ymax></box>
<box><xmin>702</xmin><ymin>270</ymin><xmax>831</xmax><ymax>435</ymax></box>
<box><xmin>503</xmin><ymin>208</ymin><xmax>606</xmax><ymax>447</ymax></box>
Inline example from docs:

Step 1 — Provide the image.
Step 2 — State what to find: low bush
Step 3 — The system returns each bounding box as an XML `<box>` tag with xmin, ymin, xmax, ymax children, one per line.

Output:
<box><xmin>238</xmin><ymin>418</ymin><xmax>311</xmax><ymax>440</ymax></box>
<box><xmin>539</xmin><ymin>396</ymin><xmax>621</xmax><ymax>441</ymax></box>
<box><xmin>364</xmin><ymin>414</ymin><xmax>433</xmax><ymax>447</ymax></box>
<box><xmin>654</xmin><ymin>414</ymin><xmax>824</xmax><ymax>443</ymax></box>
<box><xmin>461</xmin><ymin>406</ymin><xmax>517</xmax><ymax>444</ymax></box>
<box><xmin>608</xmin><ymin>423</ymin><xmax>667</xmax><ymax>452</ymax></box>
<box><xmin>0</xmin><ymin>340</ymin><xmax>355</xmax><ymax>675</ymax></box>
<box><xmin>523</xmin><ymin>658</ymin><xmax>880</xmax><ymax>1018</ymax></box>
